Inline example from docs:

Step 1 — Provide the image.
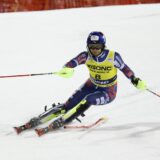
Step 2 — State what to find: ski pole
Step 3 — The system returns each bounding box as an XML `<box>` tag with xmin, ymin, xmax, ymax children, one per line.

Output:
<box><xmin>0</xmin><ymin>72</ymin><xmax>54</xmax><ymax>78</ymax></box>
<box><xmin>146</xmin><ymin>88</ymin><xmax>160</xmax><ymax>98</ymax></box>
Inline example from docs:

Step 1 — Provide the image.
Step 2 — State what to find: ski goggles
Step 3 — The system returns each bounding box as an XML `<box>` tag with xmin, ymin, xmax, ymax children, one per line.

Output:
<box><xmin>88</xmin><ymin>44</ymin><xmax>104</xmax><ymax>50</ymax></box>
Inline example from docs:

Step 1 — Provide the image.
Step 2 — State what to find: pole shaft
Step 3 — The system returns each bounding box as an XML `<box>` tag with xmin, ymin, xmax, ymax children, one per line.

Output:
<box><xmin>0</xmin><ymin>72</ymin><xmax>53</xmax><ymax>78</ymax></box>
<box><xmin>147</xmin><ymin>89</ymin><xmax>160</xmax><ymax>98</ymax></box>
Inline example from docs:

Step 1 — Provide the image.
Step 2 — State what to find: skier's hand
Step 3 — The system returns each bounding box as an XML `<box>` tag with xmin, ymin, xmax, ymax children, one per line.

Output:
<box><xmin>131</xmin><ymin>76</ymin><xmax>147</xmax><ymax>90</ymax></box>
<box><xmin>54</xmin><ymin>67</ymin><xmax>74</xmax><ymax>78</ymax></box>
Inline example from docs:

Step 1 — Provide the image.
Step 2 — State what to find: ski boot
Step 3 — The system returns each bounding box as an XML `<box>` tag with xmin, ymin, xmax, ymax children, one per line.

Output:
<box><xmin>35</xmin><ymin>117</ymin><xmax>65</xmax><ymax>136</ymax></box>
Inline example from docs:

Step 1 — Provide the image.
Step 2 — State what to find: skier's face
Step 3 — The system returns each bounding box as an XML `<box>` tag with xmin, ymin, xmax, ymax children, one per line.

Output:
<box><xmin>90</xmin><ymin>48</ymin><xmax>102</xmax><ymax>56</ymax></box>
<box><xmin>88</xmin><ymin>44</ymin><xmax>104</xmax><ymax>56</ymax></box>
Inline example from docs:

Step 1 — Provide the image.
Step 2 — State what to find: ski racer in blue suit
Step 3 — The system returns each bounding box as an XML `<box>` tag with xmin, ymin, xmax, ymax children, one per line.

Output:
<box><xmin>17</xmin><ymin>31</ymin><xmax>147</xmax><ymax>134</ymax></box>
<box><xmin>52</xmin><ymin>31</ymin><xmax>147</xmax><ymax>126</ymax></box>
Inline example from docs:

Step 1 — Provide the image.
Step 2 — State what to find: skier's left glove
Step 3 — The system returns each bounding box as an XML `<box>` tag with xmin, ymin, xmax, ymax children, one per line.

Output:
<box><xmin>54</xmin><ymin>67</ymin><xmax>74</xmax><ymax>78</ymax></box>
<box><xmin>131</xmin><ymin>76</ymin><xmax>147</xmax><ymax>90</ymax></box>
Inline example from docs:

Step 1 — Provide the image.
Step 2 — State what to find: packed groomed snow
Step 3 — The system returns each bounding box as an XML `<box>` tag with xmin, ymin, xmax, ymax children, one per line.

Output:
<box><xmin>0</xmin><ymin>3</ymin><xmax>160</xmax><ymax>160</ymax></box>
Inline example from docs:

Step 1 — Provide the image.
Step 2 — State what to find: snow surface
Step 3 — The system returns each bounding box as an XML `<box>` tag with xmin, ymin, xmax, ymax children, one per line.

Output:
<box><xmin>0</xmin><ymin>3</ymin><xmax>160</xmax><ymax>160</ymax></box>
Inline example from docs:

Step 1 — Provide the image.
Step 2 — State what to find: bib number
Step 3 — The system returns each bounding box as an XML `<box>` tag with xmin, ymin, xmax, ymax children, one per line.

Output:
<box><xmin>95</xmin><ymin>74</ymin><xmax>101</xmax><ymax>80</ymax></box>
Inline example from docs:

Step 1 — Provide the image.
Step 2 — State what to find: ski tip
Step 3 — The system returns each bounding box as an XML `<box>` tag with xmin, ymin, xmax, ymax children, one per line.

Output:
<box><xmin>35</xmin><ymin>128</ymin><xmax>44</xmax><ymax>137</ymax></box>
<box><xmin>13</xmin><ymin>127</ymin><xmax>22</xmax><ymax>135</ymax></box>
<box><xmin>100</xmin><ymin>116</ymin><xmax>108</xmax><ymax>121</ymax></box>
<box><xmin>96</xmin><ymin>116</ymin><xmax>108</xmax><ymax>123</ymax></box>
<box><xmin>35</xmin><ymin>129</ymin><xmax>41</xmax><ymax>137</ymax></box>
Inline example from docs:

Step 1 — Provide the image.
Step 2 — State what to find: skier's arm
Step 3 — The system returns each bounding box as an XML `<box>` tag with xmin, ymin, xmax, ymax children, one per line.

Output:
<box><xmin>64</xmin><ymin>52</ymin><xmax>88</xmax><ymax>68</ymax></box>
<box><xmin>114</xmin><ymin>52</ymin><xmax>134</xmax><ymax>79</ymax></box>
<box><xmin>114</xmin><ymin>52</ymin><xmax>147</xmax><ymax>90</ymax></box>
<box><xmin>54</xmin><ymin>52</ymin><xmax>88</xmax><ymax>78</ymax></box>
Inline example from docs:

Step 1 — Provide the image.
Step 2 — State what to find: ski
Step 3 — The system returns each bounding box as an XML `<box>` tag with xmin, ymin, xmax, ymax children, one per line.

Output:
<box><xmin>64</xmin><ymin>116</ymin><xmax>107</xmax><ymax>129</ymax></box>
<box><xmin>14</xmin><ymin>126</ymin><xmax>27</xmax><ymax>134</ymax></box>
<box><xmin>13</xmin><ymin>117</ymin><xmax>40</xmax><ymax>134</ymax></box>
<box><xmin>35</xmin><ymin>116</ymin><xmax>108</xmax><ymax>137</ymax></box>
<box><xmin>35</xmin><ymin>126</ymin><xmax>51</xmax><ymax>137</ymax></box>
<box><xmin>14</xmin><ymin>123</ymin><xmax>34</xmax><ymax>134</ymax></box>
<box><xmin>14</xmin><ymin>124</ymin><xmax>32</xmax><ymax>134</ymax></box>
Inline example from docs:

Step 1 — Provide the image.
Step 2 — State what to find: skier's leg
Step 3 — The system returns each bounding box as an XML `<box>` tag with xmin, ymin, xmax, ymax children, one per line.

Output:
<box><xmin>23</xmin><ymin>103</ymin><xmax>66</xmax><ymax>129</ymax></box>
<box><xmin>48</xmin><ymin>83</ymin><xmax>117</xmax><ymax>129</ymax></box>
<box><xmin>48</xmin><ymin>80</ymin><xmax>94</xmax><ymax>128</ymax></box>
<box><xmin>64</xmin><ymin>99</ymin><xmax>90</xmax><ymax>123</ymax></box>
<box><xmin>64</xmin><ymin>83</ymin><xmax>117</xmax><ymax>123</ymax></box>
<box><xmin>38</xmin><ymin>103</ymin><xmax>66</xmax><ymax>124</ymax></box>
<box><xmin>49</xmin><ymin>99</ymin><xmax>90</xmax><ymax>129</ymax></box>
<box><xmin>64</xmin><ymin>79</ymin><xmax>95</xmax><ymax>111</ymax></box>
<box><xmin>86</xmin><ymin>83</ymin><xmax>117</xmax><ymax>105</ymax></box>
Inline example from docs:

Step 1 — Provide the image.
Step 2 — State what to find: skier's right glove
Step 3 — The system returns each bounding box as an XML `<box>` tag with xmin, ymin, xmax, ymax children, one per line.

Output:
<box><xmin>131</xmin><ymin>76</ymin><xmax>147</xmax><ymax>90</ymax></box>
<box><xmin>54</xmin><ymin>67</ymin><xmax>74</xmax><ymax>78</ymax></box>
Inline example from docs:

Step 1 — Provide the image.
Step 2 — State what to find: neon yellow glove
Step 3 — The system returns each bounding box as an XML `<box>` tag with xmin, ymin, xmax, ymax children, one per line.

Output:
<box><xmin>131</xmin><ymin>77</ymin><xmax>147</xmax><ymax>90</ymax></box>
<box><xmin>54</xmin><ymin>67</ymin><xmax>74</xmax><ymax>78</ymax></box>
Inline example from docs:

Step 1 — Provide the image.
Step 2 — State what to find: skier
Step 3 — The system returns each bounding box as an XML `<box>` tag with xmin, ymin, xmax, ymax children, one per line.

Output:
<box><xmin>15</xmin><ymin>31</ymin><xmax>147</xmax><ymax>135</ymax></box>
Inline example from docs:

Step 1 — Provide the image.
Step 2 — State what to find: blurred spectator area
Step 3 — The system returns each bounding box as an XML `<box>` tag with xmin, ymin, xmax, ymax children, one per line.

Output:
<box><xmin>0</xmin><ymin>0</ymin><xmax>160</xmax><ymax>12</ymax></box>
